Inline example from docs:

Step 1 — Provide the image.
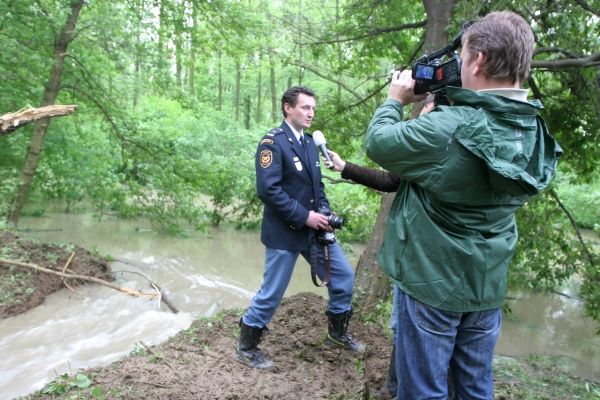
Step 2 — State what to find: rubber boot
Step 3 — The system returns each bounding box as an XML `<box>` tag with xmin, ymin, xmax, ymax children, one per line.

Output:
<box><xmin>325</xmin><ymin>308</ymin><xmax>365</xmax><ymax>353</ymax></box>
<box><xmin>235</xmin><ymin>319</ymin><xmax>274</xmax><ymax>369</ymax></box>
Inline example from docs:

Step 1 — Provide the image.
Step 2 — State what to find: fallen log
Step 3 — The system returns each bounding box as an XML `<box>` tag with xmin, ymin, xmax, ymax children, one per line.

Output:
<box><xmin>0</xmin><ymin>104</ymin><xmax>77</xmax><ymax>135</ymax></box>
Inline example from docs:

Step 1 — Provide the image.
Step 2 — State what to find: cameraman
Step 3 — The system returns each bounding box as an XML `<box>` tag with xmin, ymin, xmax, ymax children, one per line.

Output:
<box><xmin>365</xmin><ymin>11</ymin><xmax>562</xmax><ymax>400</ymax></box>
<box><xmin>236</xmin><ymin>86</ymin><xmax>363</xmax><ymax>370</ymax></box>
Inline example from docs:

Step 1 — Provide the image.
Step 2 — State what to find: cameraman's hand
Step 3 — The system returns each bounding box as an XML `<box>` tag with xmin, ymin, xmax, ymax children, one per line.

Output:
<box><xmin>327</xmin><ymin>150</ymin><xmax>346</xmax><ymax>172</ymax></box>
<box><xmin>306</xmin><ymin>210</ymin><xmax>330</xmax><ymax>231</ymax></box>
<box><xmin>388</xmin><ymin>69</ymin><xmax>427</xmax><ymax>105</ymax></box>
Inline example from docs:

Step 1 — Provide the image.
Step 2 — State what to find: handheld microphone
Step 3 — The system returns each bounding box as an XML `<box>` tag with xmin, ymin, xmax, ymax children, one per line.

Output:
<box><xmin>312</xmin><ymin>130</ymin><xmax>334</xmax><ymax>169</ymax></box>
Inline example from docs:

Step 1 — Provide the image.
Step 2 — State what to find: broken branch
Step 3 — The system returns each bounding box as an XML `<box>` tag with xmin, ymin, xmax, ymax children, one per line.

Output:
<box><xmin>0</xmin><ymin>104</ymin><xmax>78</xmax><ymax>135</ymax></box>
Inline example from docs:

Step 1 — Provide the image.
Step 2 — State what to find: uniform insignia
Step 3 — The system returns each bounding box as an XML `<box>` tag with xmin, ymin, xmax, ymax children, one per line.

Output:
<box><xmin>260</xmin><ymin>138</ymin><xmax>274</xmax><ymax>145</ymax></box>
<box><xmin>295</xmin><ymin>160</ymin><xmax>303</xmax><ymax>171</ymax></box>
<box><xmin>260</xmin><ymin>150</ymin><xmax>273</xmax><ymax>168</ymax></box>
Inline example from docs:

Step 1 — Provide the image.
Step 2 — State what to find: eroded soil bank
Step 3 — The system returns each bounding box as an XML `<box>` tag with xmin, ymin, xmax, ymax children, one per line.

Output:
<box><xmin>0</xmin><ymin>230</ymin><xmax>112</xmax><ymax>319</ymax></box>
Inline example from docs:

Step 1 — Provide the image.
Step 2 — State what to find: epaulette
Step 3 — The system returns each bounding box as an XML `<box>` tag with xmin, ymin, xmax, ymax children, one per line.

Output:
<box><xmin>265</xmin><ymin>127</ymin><xmax>284</xmax><ymax>137</ymax></box>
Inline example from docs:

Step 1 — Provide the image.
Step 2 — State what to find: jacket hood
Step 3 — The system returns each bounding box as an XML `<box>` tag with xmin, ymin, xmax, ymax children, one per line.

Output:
<box><xmin>447</xmin><ymin>87</ymin><xmax>562</xmax><ymax>196</ymax></box>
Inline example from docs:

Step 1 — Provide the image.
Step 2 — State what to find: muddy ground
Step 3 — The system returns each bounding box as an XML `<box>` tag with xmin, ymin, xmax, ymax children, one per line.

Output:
<box><xmin>32</xmin><ymin>293</ymin><xmax>393</xmax><ymax>399</ymax></box>
<box><xmin>2</xmin><ymin>229</ymin><xmax>599</xmax><ymax>399</ymax></box>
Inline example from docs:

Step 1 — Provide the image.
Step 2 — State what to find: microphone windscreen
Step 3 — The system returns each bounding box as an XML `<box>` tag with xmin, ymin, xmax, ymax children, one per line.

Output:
<box><xmin>312</xmin><ymin>130</ymin><xmax>326</xmax><ymax>146</ymax></box>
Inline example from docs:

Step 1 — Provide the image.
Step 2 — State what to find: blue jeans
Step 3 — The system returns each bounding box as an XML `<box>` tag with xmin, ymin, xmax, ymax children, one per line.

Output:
<box><xmin>243</xmin><ymin>243</ymin><xmax>354</xmax><ymax>328</ymax></box>
<box><xmin>394</xmin><ymin>289</ymin><xmax>502</xmax><ymax>400</ymax></box>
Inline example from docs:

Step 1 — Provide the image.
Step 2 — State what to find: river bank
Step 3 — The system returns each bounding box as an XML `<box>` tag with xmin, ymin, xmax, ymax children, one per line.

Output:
<box><xmin>1</xmin><ymin>227</ymin><xmax>599</xmax><ymax>399</ymax></box>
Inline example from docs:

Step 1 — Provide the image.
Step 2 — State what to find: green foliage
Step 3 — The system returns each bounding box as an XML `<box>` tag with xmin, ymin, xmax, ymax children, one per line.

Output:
<box><xmin>511</xmin><ymin>188</ymin><xmax>600</xmax><ymax>329</ymax></box>
<box><xmin>555</xmin><ymin>173</ymin><xmax>600</xmax><ymax>230</ymax></box>
<box><xmin>0</xmin><ymin>0</ymin><xmax>599</xmax><ymax>325</ymax></box>
<box><xmin>41</xmin><ymin>373</ymin><xmax>92</xmax><ymax>395</ymax></box>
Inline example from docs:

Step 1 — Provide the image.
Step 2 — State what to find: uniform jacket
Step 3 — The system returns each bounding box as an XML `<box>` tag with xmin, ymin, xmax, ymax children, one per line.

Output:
<box><xmin>365</xmin><ymin>86</ymin><xmax>562</xmax><ymax>312</ymax></box>
<box><xmin>256</xmin><ymin>122</ymin><xmax>329</xmax><ymax>251</ymax></box>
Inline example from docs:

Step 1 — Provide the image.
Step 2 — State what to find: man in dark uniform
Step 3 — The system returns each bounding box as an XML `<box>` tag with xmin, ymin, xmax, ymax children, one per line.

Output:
<box><xmin>236</xmin><ymin>86</ymin><xmax>363</xmax><ymax>369</ymax></box>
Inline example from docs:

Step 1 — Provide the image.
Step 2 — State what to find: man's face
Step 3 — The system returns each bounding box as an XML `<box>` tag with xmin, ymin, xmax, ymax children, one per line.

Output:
<box><xmin>284</xmin><ymin>93</ymin><xmax>316</xmax><ymax>131</ymax></box>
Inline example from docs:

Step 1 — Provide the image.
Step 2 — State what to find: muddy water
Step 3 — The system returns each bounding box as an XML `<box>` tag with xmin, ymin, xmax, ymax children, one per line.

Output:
<box><xmin>1</xmin><ymin>213</ymin><xmax>331</xmax><ymax>399</ymax></box>
<box><xmin>1</xmin><ymin>214</ymin><xmax>599</xmax><ymax>398</ymax></box>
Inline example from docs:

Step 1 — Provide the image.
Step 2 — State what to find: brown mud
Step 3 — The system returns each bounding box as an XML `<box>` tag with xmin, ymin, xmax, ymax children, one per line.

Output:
<box><xmin>40</xmin><ymin>293</ymin><xmax>393</xmax><ymax>399</ymax></box>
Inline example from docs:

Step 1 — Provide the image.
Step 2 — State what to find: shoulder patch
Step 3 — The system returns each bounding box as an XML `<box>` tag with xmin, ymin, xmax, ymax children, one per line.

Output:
<box><xmin>267</xmin><ymin>127</ymin><xmax>284</xmax><ymax>137</ymax></box>
<box><xmin>260</xmin><ymin>138</ymin><xmax>274</xmax><ymax>145</ymax></box>
<box><xmin>259</xmin><ymin>150</ymin><xmax>273</xmax><ymax>168</ymax></box>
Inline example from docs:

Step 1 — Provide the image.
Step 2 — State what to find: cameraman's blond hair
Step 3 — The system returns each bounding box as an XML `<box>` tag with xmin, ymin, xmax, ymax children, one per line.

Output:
<box><xmin>462</xmin><ymin>11</ymin><xmax>534</xmax><ymax>85</ymax></box>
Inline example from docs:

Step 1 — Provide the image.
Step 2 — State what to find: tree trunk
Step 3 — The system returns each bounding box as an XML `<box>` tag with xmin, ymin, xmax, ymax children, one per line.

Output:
<box><xmin>188</xmin><ymin>1</ymin><xmax>197</xmax><ymax>96</ymax></box>
<box><xmin>216</xmin><ymin>50</ymin><xmax>223</xmax><ymax>111</ymax></box>
<box><xmin>354</xmin><ymin>193</ymin><xmax>395</xmax><ymax>311</ymax></box>
<box><xmin>354</xmin><ymin>0</ymin><xmax>455</xmax><ymax>313</ymax></box>
<box><xmin>174</xmin><ymin>2</ymin><xmax>184</xmax><ymax>91</ymax></box>
<box><xmin>244</xmin><ymin>95</ymin><xmax>251</xmax><ymax>129</ymax></box>
<box><xmin>235</xmin><ymin>60</ymin><xmax>241</xmax><ymax>121</ymax></box>
<box><xmin>269</xmin><ymin>48</ymin><xmax>277</xmax><ymax>123</ymax></box>
<box><xmin>256</xmin><ymin>56</ymin><xmax>262</xmax><ymax>124</ymax></box>
<box><xmin>7</xmin><ymin>0</ymin><xmax>85</xmax><ymax>227</ymax></box>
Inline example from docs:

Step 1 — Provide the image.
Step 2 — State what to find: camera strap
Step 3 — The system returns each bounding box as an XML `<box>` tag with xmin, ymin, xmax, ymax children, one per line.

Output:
<box><xmin>309</xmin><ymin>244</ymin><xmax>331</xmax><ymax>287</ymax></box>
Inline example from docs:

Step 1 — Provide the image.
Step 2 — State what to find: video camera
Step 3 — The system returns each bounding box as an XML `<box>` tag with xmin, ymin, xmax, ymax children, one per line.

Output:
<box><xmin>412</xmin><ymin>22</ymin><xmax>474</xmax><ymax>95</ymax></box>
<box><xmin>316</xmin><ymin>206</ymin><xmax>344</xmax><ymax>246</ymax></box>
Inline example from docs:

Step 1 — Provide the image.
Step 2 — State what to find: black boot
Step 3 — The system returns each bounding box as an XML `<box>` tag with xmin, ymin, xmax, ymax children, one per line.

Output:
<box><xmin>325</xmin><ymin>308</ymin><xmax>365</xmax><ymax>353</ymax></box>
<box><xmin>236</xmin><ymin>319</ymin><xmax>274</xmax><ymax>369</ymax></box>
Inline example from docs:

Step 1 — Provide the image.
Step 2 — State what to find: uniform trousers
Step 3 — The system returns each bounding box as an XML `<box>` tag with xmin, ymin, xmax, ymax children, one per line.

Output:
<box><xmin>242</xmin><ymin>242</ymin><xmax>355</xmax><ymax>328</ymax></box>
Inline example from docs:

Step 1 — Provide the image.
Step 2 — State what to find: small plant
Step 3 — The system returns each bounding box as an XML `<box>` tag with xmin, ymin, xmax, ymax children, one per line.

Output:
<box><xmin>130</xmin><ymin>342</ymin><xmax>148</xmax><ymax>356</ymax></box>
<box><xmin>354</xmin><ymin>356</ymin><xmax>364</xmax><ymax>375</ymax></box>
<box><xmin>41</xmin><ymin>372</ymin><xmax>92</xmax><ymax>395</ymax></box>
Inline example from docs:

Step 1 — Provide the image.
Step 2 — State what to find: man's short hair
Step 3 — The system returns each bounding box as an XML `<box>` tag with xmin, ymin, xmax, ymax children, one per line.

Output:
<box><xmin>462</xmin><ymin>11</ymin><xmax>535</xmax><ymax>85</ymax></box>
<box><xmin>281</xmin><ymin>86</ymin><xmax>316</xmax><ymax>118</ymax></box>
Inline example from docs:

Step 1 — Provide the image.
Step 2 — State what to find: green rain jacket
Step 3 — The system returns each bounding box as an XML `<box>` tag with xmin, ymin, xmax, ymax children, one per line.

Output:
<box><xmin>365</xmin><ymin>86</ymin><xmax>562</xmax><ymax>312</ymax></box>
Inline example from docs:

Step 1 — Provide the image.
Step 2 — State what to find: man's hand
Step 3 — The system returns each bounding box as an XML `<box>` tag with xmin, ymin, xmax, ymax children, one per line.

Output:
<box><xmin>305</xmin><ymin>210</ymin><xmax>330</xmax><ymax>230</ymax></box>
<box><xmin>388</xmin><ymin>69</ymin><xmax>428</xmax><ymax>105</ymax></box>
<box><xmin>327</xmin><ymin>150</ymin><xmax>346</xmax><ymax>172</ymax></box>
<box><xmin>419</xmin><ymin>94</ymin><xmax>436</xmax><ymax>116</ymax></box>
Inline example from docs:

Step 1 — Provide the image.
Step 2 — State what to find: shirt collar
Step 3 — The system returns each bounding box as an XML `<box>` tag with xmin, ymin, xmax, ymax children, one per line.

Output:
<box><xmin>284</xmin><ymin>121</ymin><xmax>303</xmax><ymax>141</ymax></box>
<box><xmin>478</xmin><ymin>88</ymin><xmax>530</xmax><ymax>102</ymax></box>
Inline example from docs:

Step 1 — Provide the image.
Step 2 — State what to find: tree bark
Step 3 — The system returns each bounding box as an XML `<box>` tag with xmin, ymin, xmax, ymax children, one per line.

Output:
<box><xmin>355</xmin><ymin>0</ymin><xmax>455</xmax><ymax>313</ymax></box>
<box><xmin>354</xmin><ymin>193</ymin><xmax>395</xmax><ymax>311</ymax></box>
<box><xmin>7</xmin><ymin>0</ymin><xmax>85</xmax><ymax>227</ymax></box>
